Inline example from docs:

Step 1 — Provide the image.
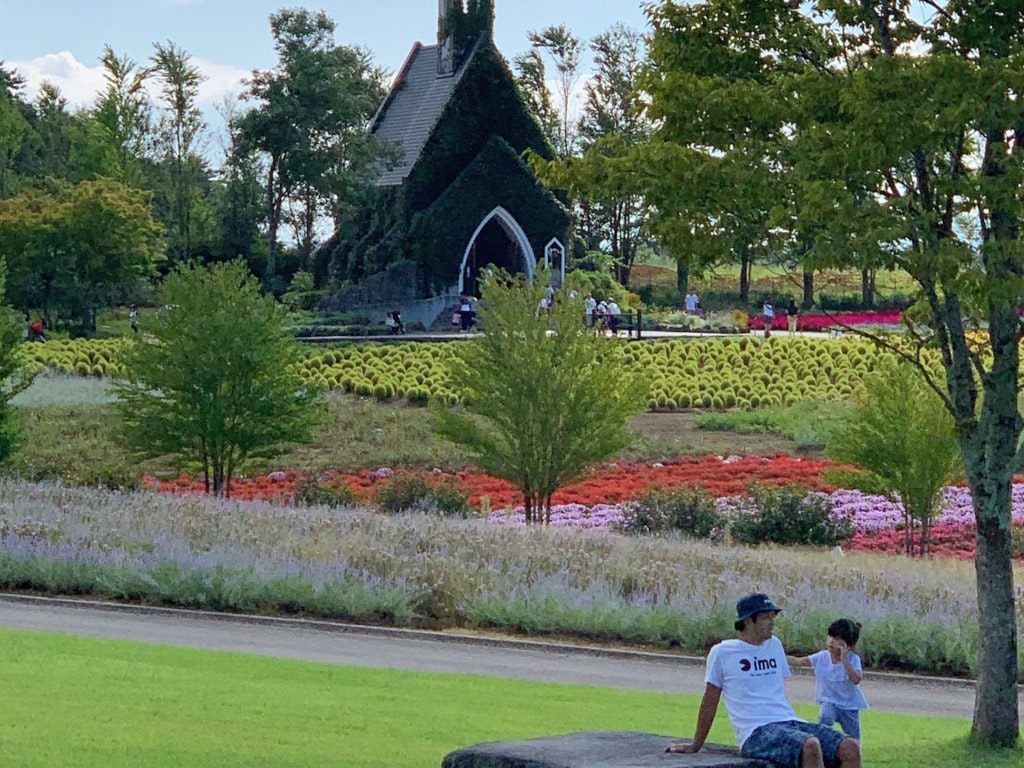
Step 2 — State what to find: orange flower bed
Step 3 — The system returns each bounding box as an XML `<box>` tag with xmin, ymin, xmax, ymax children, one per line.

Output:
<box><xmin>151</xmin><ymin>455</ymin><xmax>840</xmax><ymax>508</ymax></box>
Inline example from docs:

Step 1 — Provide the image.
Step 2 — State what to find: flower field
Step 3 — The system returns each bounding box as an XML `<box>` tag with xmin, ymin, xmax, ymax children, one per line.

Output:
<box><xmin>0</xmin><ymin>478</ymin><xmax>1015</xmax><ymax>676</ymax></box>
<box><xmin>153</xmin><ymin>455</ymin><xmax>1024</xmax><ymax>561</ymax></box>
<box><xmin>747</xmin><ymin>309</ymin><xmax>903</xmax><ymax>332</ymax></box>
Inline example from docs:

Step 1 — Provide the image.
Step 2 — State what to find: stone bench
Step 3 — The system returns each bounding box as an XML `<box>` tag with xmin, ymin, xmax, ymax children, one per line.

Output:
<box><xmin>442</xmin><ymin>730</ymin><xmax>772</xmax><ymax>768</ymax></box>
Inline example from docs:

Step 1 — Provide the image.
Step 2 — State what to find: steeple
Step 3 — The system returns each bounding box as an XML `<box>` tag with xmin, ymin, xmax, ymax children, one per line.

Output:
<box><xmin>437</xmin><ymin>0</ymin><xmax>494</xmax><ymax>76</ymax></box>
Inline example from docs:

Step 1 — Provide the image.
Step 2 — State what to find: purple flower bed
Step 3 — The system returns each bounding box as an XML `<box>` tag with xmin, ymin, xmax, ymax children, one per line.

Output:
<box><xmin>487</xmin><ymin>485</ymin><xmax>1024</xmax><ymax>534</ymax></box>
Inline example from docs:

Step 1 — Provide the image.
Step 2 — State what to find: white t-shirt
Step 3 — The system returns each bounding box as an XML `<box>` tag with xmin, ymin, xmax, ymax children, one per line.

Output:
<box><xmin>808</xmin><ymin>650</ymin><xmax>869</xmax><ymax>711</ymax></box>
<box><xmin>685</xmin><ymin>293</ymin><xmax>699</xmax><ymax>312</ymax></box>
<box><xmin>705</xmin><ymin>636</ymin><xmax>799</xmax><ymax>748</ymax></box>
<box><xmin>763</xmin><ymin>303</ymin><xmax>774</xmax><ymax>318</ymax></box>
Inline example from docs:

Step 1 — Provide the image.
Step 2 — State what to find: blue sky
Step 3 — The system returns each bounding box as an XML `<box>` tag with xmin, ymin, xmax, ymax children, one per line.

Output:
<box><xmin>1</xmin><ymin>0</ymin><xmax>651</xmax><ymax>109</ymax></box>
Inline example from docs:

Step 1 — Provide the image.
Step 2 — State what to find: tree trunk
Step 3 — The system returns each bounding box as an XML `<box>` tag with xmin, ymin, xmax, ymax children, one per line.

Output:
<box><xmin>264</xmin><ymin>155</ymin><xmax>281</xmax><ymax>292</ymax></box>
<box><xmin>802</xmin><ymin>269</ymin><xmax>814</xmax><ymax>309</ymax></box>
<box><xmin>965</xmin><ymin>306</ymin><xmax>1020</xmax><ymax>746</ymax></box>
<box><xmin>676</xmin><ymin>260</ymin><xmax>689</xmax><ymax>295</ymax></box>
<box><xmin>739</xmin><ymin>250</ymin><xmax>751</xmax><ymax>305</ymax></box>
<box><xmin>861</xmin><ymin>268</ymin><xmax>875</xmax><ymax>308</ymax></box>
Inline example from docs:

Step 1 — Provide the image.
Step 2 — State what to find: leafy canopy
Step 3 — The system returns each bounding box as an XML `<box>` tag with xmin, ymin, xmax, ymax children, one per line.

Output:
<box><xmin>433</xmin><ymin>270</ymin><xmax>646</xmax><ymax>523</ymax></box>
<box><xmin>827</xmin><ymin>360</ymin><xmax>961</xmax><ymax>556</ymax></box>
<box><xmin>114</xmin><ymin>260</ymin><xmax>319</xmax><ymax>497</ymax></box>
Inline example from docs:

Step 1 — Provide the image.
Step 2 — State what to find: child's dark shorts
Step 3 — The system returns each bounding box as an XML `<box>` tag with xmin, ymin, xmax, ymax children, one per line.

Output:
<box><xmin>741</xmin><ymin>720</ymin><xmax>849</xmax><ymax>768</ymax></box>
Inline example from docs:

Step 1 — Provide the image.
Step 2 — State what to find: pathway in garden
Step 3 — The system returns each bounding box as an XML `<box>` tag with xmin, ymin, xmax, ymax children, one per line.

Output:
<box><xmin>2</xmin><ymin>594</ymin><xmax>1016</xmax><ymax>723</ymax></box>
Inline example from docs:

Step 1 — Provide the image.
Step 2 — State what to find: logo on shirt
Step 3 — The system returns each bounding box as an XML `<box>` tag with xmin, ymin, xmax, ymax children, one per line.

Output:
<box><xmin>740</xmin><ymin>657</ymin><xmax>777</xmax><ymax>673</ymax></box>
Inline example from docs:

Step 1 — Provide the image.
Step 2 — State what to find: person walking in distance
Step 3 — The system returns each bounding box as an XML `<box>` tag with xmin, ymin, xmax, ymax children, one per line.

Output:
<box><xmin>786</xmin><ymin>298</ymin><xmax>799</xmax><ymax>335</ymax></box>
<box><xmin>666</xmin><ymin>593</ymin><xmax>861</xmax><ymax>768</ymax></box>
<box><xmin>763</xmin><ymin>297</ymin><xmax>775</xmax><ymax>338</ymax></box>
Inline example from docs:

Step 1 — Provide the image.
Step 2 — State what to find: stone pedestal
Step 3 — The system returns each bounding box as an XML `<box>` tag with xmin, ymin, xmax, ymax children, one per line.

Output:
<box><xmin>441</xmin><ymin>730</ymin><xmax>771</xmax><ymax>768</ymax></box>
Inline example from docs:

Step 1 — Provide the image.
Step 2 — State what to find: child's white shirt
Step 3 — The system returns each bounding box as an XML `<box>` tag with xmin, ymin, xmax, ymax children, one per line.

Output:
<box><xmin>808</xmin><ymin>650</ymin><xmax>869</xmax><ymax>710</ymax></box>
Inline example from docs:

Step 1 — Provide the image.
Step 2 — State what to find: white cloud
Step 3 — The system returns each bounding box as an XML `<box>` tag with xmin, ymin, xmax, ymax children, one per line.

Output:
<box><xmin>10</xmin><ymin>51</ymin><xmax>250</xmax><ymax>110</ymax></box>
<box><xmin>11</xmin><ymin>51</ymin><xmax>107</xmax><ymax>108</ymax></box>
<box><xmin>192</xmin><ymin>57</ymin><xmax>250</xmax><ymax>105</ymax></box>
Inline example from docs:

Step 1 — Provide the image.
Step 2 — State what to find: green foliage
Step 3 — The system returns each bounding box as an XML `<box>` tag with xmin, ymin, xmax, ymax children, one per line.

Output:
<box><xmin>293</xmin><ymin>472</ymin><xmax>358</xmax><ymax>508</ymax></box>
<box><xmin>826</xmin><ymin>361</ymin><xmax>961</xmax><ymax>556</ymax></box>
<box><xmin>409</xmin><ymin>135</ymin><xmax>571</xmax><ymax>293</ymax></box>
<box><xmin>374</xmin><ymin>472</ymin><xmax>470</xmax><ymax>517</ymax></box>
<box><xmin>0</xmin><ymin>178</ymin><xmax>163</xmax><ymax>334</ymax></box>
<box><xmin>730</xmin><ymin>485</ymin><xmax>852</xmax><ymax>547</ymax></box>
<box><xmin>0</xmin><ymin>261</ymin><xmax>36</xmax><ymax>460</ymax></box>
<box><xmin>617</xmin><ymin>486</ymin><xmax>723</xmax><ymax>538</ymax></box>
<box><xmin>433</xmin><ymin>269</ymin><xmax>646</xmax><ymax>523</ymax></box>
<box><xmin>238</xmin><ymin>8</ymin><xmax>389</xmax><ymax>287</ymax></box>
<box><xmin>114</xmin><ymin>260</ymin><xmax>320</xmax><ymax>496</ymax></box>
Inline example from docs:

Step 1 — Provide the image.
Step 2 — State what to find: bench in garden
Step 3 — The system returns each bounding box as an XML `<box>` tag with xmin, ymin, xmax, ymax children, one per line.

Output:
<box><xmin>442</xmin><ymin>731</ymin><xmax>771</xmax><ymax>768</ymax></box>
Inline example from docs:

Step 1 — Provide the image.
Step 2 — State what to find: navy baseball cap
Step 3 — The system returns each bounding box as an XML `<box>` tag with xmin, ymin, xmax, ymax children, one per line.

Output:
<box><xmin>735</xmin><ymin>593</ymin><xmax>782</xmax><ymax>624</ymax></box>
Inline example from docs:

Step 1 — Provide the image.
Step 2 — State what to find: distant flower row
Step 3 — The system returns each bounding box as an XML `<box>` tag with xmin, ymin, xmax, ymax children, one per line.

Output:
<box><xmin>747</xmin><ymin>309</ymin><xmax>903</xmax><ymax>331</ymax></box>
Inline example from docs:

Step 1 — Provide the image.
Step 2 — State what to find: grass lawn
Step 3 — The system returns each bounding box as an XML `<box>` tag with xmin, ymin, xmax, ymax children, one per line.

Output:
<box><xmin>1</xmin><ymin>629</ymin><xmax>1019</xmax><ymax>768</ymax></box>
<box><xmin>5</xmin><ymin>377</ymin><xmax>809</xmax><ymax>488</ymax></box>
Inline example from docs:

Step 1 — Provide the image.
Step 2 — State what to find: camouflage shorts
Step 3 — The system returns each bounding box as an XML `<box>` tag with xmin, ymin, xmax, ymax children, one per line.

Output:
<box><xmin>741</xmin><ymin>720</ymin><xmax>847</xmax><ymax>768</ymax></box>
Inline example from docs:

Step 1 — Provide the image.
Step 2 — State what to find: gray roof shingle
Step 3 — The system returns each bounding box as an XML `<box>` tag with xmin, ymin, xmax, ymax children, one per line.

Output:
<box><xmin>371</xmin><ymin>41</ymin><xmax>475</xmax><ymax>187</ymax></box>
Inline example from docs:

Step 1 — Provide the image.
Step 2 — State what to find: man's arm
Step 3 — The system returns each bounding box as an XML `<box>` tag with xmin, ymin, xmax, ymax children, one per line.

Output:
<box><xmin>665</xmin><ymin>683</ymin><xmax>722</xmax><ymax>754</ymax></box>
<box><xmin>786</xmin><ymin>654</ymin><xmax>812</xmax><ymax>667</ymax></box>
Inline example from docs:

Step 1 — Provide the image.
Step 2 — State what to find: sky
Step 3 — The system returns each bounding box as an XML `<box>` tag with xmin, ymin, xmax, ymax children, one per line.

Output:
<box><xmin>1</xmin><ymin>0</ymin><xmax>652</xmax><ymax>115</ymax></box>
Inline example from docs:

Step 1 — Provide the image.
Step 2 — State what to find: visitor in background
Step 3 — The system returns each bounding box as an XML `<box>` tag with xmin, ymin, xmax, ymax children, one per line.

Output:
<box><xmin>763</xmin><ymin>298</ymin><xmax>775</xmax><ymax>338</ymax></box>
<box><xmin>459</xmin><ymin>296</ymin><xmax>475</xmax><ymax>331</ymax></box>
<box><xmin>606</xmin><ymin>298</ymin><xmax>622</xmax><ymax>334</ymax></box>
<box><xmin>786</xmin><ymin>298</ymin><xmax>799</xmax><ymax>335</ymax></box>
<box><xmin>685</xmin><ymin>290</ymin><xmax>701</xmax><ymax>315</ymax></box>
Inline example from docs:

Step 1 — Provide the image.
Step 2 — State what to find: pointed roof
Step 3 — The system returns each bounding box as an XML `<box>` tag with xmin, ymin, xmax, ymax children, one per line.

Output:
<box><xmin>370</xmin><ymin>39</ymin><xmax>481</xmax><ymax>187</ymax></box>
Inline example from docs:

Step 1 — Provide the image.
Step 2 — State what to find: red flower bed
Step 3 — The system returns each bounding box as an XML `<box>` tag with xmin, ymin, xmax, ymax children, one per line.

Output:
<box><xmin>848</xmin><ymin>524</ymin><xmax>976</xmax><ymax>559</ymax></box>
<box><xmin>748</xmin><ymin>310</ymin><xmax>902</xmax><ymax>331</ymax></box>
<box><xmin>152</xmin><ymin>455</ymin><xmax>841</xmax><ymax>509</ymax></box>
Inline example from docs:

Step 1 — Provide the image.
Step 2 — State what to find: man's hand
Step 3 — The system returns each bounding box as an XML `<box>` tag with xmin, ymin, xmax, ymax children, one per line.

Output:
<box><xmin>665</xmin><ymin>742</ymin><xmax>701</xmax><ymax>754</ymax></box>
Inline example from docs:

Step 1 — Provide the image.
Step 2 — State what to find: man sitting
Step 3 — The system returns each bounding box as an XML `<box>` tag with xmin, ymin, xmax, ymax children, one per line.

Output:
<box><xmin>666</xmin><ymin>593</ymin><xmax>861</xmax><ymax>768</ymax></box>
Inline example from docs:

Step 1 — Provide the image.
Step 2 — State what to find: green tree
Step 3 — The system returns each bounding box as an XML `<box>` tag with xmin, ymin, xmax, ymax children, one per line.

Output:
<box><xmin>0</xmin><ymin>64</ymin><xmax>32</xmax><ymax>198</ymax></box>
<box><xmin>0</xmin><ymin>260</ymin><xmax>37</xmax><ymax>460</ymax></box>
<box><xmin>114</xmin><ymin>260</ymin><xmax>319</xmax><ymax>497</ymax></box>
<box><xmin>630</xmin><ymin>1</ymin><xmax>824</xmax><ymax>303</ymax></box>
<box><xmin>150</xmin><ymin>41</ymin><xmax>208</xmax><ymax>263</ymax></box>
<box><xmin>0</xmin><ymin>178</ymin><xmax>162</xmax><ymax>331</ymax></box>
<box><xmin>91</xmin><ymin>46</ymin><xmax>151</xmax><ymax>186</ymax></box>
<box><xmin>526</xmin><ymin>24</ymin><xmax>583</xmax><ymax>158</ymax></box>
<box><xmin>512</xmin><ymin>49</ymin><xmax>560</xmax><ymax>149</ymax></box>
<box><xmin>827</xmin><ymin>361</ymin><xmax>961</xmax><ymax>556</ymax></box>
<box><xmin>238</xmin><ymin>8</ymin><xmax>387</xmax><ymax>288</ymax></box>
<box><xmin>641</xmin><ymin>0</ymin><xmax>1022</xmax><ymax>745</ymax></box>
<box><xmin>434</xmin><ymin>270</ymin><xmax>646</xmax><ymax>524</ymax></box>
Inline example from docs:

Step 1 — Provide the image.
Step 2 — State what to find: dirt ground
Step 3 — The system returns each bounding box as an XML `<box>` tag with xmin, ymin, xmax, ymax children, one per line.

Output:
<box><xmin>627</xmin><ymin>411</ymin><xmax>816</xmax><ymax>458</ymax></box>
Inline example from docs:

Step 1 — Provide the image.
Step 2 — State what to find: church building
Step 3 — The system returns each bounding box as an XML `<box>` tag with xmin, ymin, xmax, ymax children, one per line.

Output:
<box><xmin>320</xmin><ymin>0</ymin><xmax>571</xmax><ymax>305</ymax></box>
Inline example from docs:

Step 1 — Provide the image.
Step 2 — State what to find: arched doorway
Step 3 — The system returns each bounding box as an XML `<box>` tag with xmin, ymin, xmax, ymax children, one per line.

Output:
<box><xmin>458</xmin><ymin>206</ymin><xmax>536</xmax><ymax>296</ymax></box>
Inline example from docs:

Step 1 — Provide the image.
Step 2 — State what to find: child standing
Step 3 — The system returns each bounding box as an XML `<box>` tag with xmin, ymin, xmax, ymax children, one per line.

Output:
<box><xmin>788</xmin><ymin>618</ymin><xmax>869</xmax><ymax>741</ymax></box>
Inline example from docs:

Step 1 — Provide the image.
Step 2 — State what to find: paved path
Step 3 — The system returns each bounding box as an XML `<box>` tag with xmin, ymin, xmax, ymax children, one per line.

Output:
<box><xmin>2</xmin><ymin>595</ymin><xmax>1012</xmax><ymax>722</ymax></box>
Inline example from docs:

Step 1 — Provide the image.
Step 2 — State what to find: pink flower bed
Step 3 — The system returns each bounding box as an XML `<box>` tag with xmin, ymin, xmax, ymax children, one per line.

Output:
<box><xmin>748</xmin><ymin>309</ymin><xmax>902</xmax><ymax>331</ymax></box>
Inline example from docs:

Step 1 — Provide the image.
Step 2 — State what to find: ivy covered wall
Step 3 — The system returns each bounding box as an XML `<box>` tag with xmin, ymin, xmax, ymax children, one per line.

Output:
<box><xmin>410</xmin><ymin>136</ymin><xmax>570</xmax><ymax>293</ymax></box>
<box><xmin>323</xmin><ymin>38</ymin><xmax>568</xmax><ymax>297</ymax></box>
